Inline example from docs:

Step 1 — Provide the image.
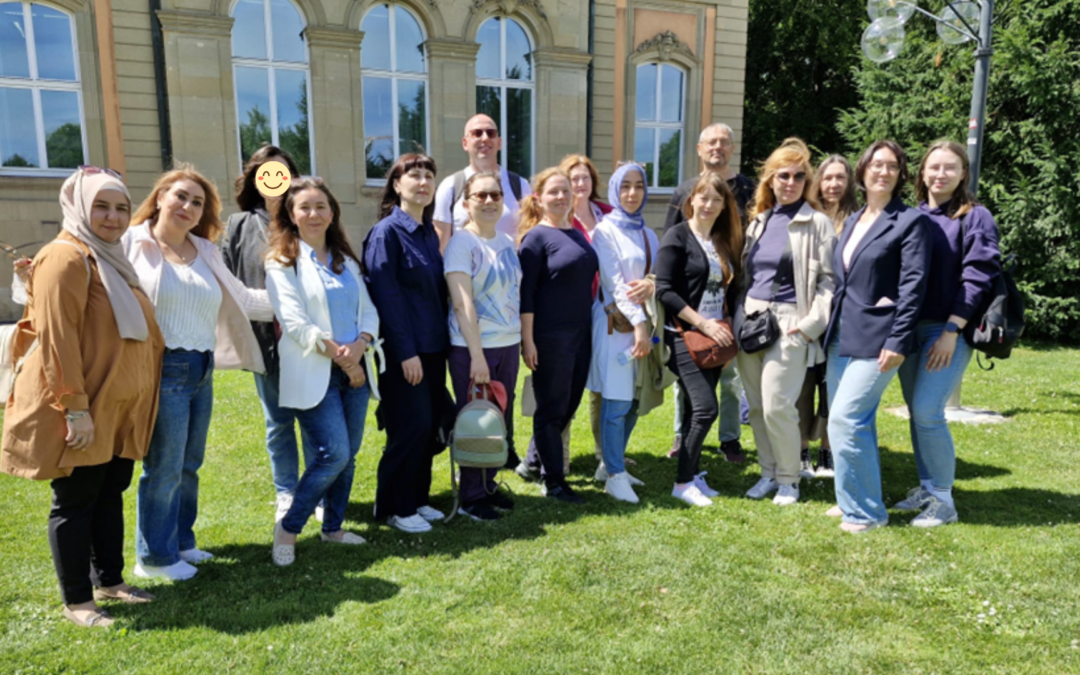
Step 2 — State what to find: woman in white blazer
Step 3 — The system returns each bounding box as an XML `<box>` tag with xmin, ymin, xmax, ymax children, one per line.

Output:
<box><xmin>265</xmin><ymin>177</ymin><xmax>381</xmax><ymax>566</ymax></box>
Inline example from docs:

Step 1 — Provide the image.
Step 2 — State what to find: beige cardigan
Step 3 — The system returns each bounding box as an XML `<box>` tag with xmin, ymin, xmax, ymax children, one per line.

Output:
<box><xmin>737</xmin><ymin>201</ymin><xmax>838</xmax><ymax>365</ymax></box>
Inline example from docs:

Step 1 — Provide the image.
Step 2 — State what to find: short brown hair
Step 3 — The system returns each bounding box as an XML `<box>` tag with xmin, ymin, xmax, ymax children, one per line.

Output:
<box><xmin>377</xmin><ymin>153</ymin><xmax>438</xmax><ymax>222</ymax></box>
<box><xmin>132</xmin><ymin>164</ymin><xmax>224</xmax><ymax>242</ymax></box>
<box><xmin>854</xmin><ymin>140</ymin><xmax>910</xmax><ymax>201</ymax></box>
<box><xmin>267</xmin><ymin>177</ymin><xmax>359</xmax><ymax>275</ymax></box>
<box><xmin>558</xmin><ymin>154</ymin><xmax>602</xmax><ymax>202</ymax></box>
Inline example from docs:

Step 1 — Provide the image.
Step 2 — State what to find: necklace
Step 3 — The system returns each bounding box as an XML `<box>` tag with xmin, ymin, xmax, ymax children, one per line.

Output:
<box><xmin>153</xmin><ymin>228</ymin><xmax>190</xmax><ymax>262</ymax></box>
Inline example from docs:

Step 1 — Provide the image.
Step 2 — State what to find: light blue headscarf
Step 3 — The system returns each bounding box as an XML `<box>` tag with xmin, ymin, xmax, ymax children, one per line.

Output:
<box><xmin>603</xmin><ymin>163</ymin><xmax>649</xmax><ymax>231</ymax></box>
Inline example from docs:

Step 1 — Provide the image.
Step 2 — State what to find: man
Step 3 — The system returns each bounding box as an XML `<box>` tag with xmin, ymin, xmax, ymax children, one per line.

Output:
<box><xmin>664</xmin><ymin>122</ymin><xmax>755</xmax><ymax>463</ymax></box>
<box><xmin>433</xmin><ymin>114</ymin><xmax>531</xmax><ymax>249</ymax></box>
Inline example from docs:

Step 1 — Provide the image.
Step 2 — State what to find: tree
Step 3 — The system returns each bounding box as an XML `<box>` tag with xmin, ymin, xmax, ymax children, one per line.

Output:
<box><xmin>239</xmin><ymin>105</ymin><xmax>272</xmax><ymax>166</ymax></box>
<box><xmin>45</xmin><ymin>122</ymin><xmax>83</xmax><ymax>168</ymax></box>
<box><xmin>278</xmin><ymin>79</ymin><xmax>311</xmax><ymax>175</ymax></box>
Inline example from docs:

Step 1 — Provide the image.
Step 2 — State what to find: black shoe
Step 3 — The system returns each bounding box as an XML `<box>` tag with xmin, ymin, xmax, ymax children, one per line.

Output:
<box><xmin>503</xmin><ymin>450</ymin><xmax>521</xmax><ymax>470</ymax></box>
<box><xmin>544</xmin><ymin>481</ymin><xmax>585</xmax><ymax>504</ymax></box>
<box><xmin>458</xmin><ymin>501</ymin><xmax>501</xmax><ymax>521</ymax></box>
<box><xmin>815</xmin><ymin>448</ymin><xmax>835</xmax><ymax>477</ymax></box>
<box><xmin>719</xmin><ymin>440</ymin><xmax>747</xmax><ymax>463</ymax></box>
<box><xmin>485</xmin><ymin>490</ymin><xmax>515</xmax><ymax>511</ymax></box>
<box><xmin>799</xmin><ymin>447</ymin><xmax>815</xmax><ymax>478</ymax></box>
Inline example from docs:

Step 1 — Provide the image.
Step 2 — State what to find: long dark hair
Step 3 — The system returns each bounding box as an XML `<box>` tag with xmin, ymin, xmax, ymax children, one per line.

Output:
<box><xmin>681</xmin><ymin>173</ymin><xmax>744</xmax><ymax>286</ymax></box>
<box><xmin>377</xmin><ymin>153</ymin><xmax>438</xmax><ymax>222</ymax></box>
<box><xmin>914</xmin><ymin>140</ymin><xmax>977</xmax><ymax>219</ymax></box>
<box><xmin>235</xmin><ymin>145</ymin><xmax>301</xmax><ymax>212</ymax></box>
<box><xmin>267</xmin><ymin>177</ymin><xmax>359</xmax><ymax>274</ymax></box>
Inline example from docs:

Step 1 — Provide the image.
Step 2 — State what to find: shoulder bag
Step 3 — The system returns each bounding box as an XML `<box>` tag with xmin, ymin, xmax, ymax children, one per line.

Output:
<box><xmin>737</xmin><ymin>230</ymin><xmax>792</xmax><ymax>354</ymax></box>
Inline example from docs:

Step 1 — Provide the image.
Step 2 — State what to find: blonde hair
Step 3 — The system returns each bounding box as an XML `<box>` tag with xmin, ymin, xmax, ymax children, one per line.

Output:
<box><xmin>558</xmin><ymin>154</ymin><xmax>602</xmax><ymax>202</ymax></box>
<box><xmin>516</xmin><ymin>167</ymin><xmax>571</xmax><ymax>245</ymax></box>
<box><xmin>132</xmin><ymin>163</ymin><xmax>224</xmax><ymax>242</ymax></box>
<box><xmin>750</xmin><ymin>138</ymin><xmax>821</xmax><ymax>219</ymax></box>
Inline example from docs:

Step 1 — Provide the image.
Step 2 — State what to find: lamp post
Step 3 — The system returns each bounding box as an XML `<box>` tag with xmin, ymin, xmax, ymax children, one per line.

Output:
<box><xmin>862</xmin><ymin>1</ymin><xmax>1004</xmax><ymax>424</ymax></box>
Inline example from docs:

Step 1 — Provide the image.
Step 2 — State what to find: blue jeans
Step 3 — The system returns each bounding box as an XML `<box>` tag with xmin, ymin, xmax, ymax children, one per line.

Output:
<box><xmin>282</xmin><ymin>368</ymin><xmax>370</xmax><ymax>535</ymax></box>
<box><xmin>897</xmin><ymin>321</ymin><xmax>973</xmax><ymax>490</ymax></box>
<box><xmin>253</xmin><ymin>367</ymin><xmax>313</xmax><ymax>495</ymax></box>
<box><xmin>136</xmin><ymin>350</ymin><xmax>214</xmax><ymax>567</ymax></box>
<box><xmin>672</xmin><ymin>363</ymin><xmax>742</xmax><ymax>442</ymax></box>
<box><xmin>600</xmin><ymin>398</ymin><xmax>639</xmax><ymax>476</ymax></box>
<box><xmin>826</xmin><ymin>334</ymin><xmax>897</xmax><ymax>526</ymax></box>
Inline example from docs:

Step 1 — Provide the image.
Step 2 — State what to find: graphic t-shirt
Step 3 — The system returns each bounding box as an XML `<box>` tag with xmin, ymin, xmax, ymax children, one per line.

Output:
<box><xmin>443</xmin><ymin>229</ymin><xmax>522</xmax><ymax>348</ymax></box>
<box><xmin>692</xmin><ymin>231</ymin><xmax>726</xmax><ymax>322</ymax></box>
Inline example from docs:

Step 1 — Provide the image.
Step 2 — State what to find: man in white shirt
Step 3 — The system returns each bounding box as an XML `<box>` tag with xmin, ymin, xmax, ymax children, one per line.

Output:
<box><xmin>433</xmin><ymin>114</ymin><xmax>532</xmax><ymax>248</ymax></box>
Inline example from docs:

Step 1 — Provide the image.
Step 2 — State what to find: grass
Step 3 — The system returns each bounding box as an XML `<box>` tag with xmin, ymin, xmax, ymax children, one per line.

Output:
<box><xmin>1</xmin><ymin>344</ymin><xmax>1079</xmax><ymax>674</ymax></box>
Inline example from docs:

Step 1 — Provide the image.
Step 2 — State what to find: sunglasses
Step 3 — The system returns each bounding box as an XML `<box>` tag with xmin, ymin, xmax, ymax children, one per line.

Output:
<box><xmin>469</xmin><ymin>190</ymin><xmax>503</xmax><ymax>203</ymax></box>
<box><xmin>79</xmin><ymin>165</ymin><xmax>123</xmax><ymax>179</ymax></box>
<box><xmin>468</xmin><ymin>128</ymin><xmax>499</xmax><ymax>139</ymax></box>
<box><xmin>616</xmin><ymin>160</ymin><xmax>646</xmax><ymax>168</ymax></box>
<box><xmin>0</xmin><ymin>240</ymin><xmax>41</xmax><ymax>261</ymax></box>
<box><xmin>776</xmin><ymin>171</ymin><xmax>807</xmax><ymax>183</ymax></box>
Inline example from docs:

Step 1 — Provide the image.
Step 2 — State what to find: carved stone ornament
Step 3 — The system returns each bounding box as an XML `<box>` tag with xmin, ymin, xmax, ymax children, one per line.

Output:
<box><xmin>470</xmin><ymin>0</ymin><xmax>547</xmax><ymax>20</ymax></box>
<box><xmin>634</xmin><ymin>30</ymin><xmax>693</xmax><ymax>61</ymax></box>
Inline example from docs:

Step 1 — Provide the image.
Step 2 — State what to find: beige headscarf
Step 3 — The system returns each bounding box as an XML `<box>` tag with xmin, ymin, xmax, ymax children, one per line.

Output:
<box><xmin>59</xmin><ymin>169</ymin><xmax>149</xmax><ymax>341</ymax></box>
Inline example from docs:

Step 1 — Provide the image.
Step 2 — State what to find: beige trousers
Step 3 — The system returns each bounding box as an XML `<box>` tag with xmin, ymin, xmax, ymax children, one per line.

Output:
<box><xmin>735</xmin><ymin>298</ymin><xmax>812</xmax><ymax>485</ymax></box>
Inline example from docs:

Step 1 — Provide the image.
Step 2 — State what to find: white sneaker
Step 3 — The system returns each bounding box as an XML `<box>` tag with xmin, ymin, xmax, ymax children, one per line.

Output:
<box><xmin>416</xmin><ymin>505</ymin><xmax>445</xmax><ymax>522</ymax></box>
<box><xmin>693</xmin><ymin>471</ymin><xmax>719</xmax><ymax>497</ymax></box>
<box><xmin>274</xmin><ymin>493</ymin><xmax>293</xmax><ymax>523</ymax></box>
<box><xmin>594</xmin><ymin>462</ymin><xmax>608</xmax><ymax>481</ymax></box>
<box><xmin>773</xmin><ymin>483</ymin><xmax>800</xmax><ymax>506</ymax></box>
<box><xmin>179</xmin><ymin>548</ymin><xmax>213</xmax><ymax>564</ymax></box>
<box><xmin>911</xmin><ymin>497</ymin><xmax>959</xmax><ymax>528</ymax></box>
<box><xmin>626</xmin><ymin>472</ymin><xmax>645</xmax><ymax>487</ymax></box>
<box><xmin>894</xmin><ymin>486</ymin><xmax>933</xmax><ymax>511</ymax></box>
<box><xmin>672</xmin><ymin>483</ymin><xmax>713</xmax><ymax>507</ymax></box>
<box><xmin>605</xmin><ymin>472</ymin><xmax>640</xmax><ymax>504</ymax></box>
<box><xmin>745</xmin><ymin>477</ymin><xmax>779</xmax><ymax>500</ymax></box>
<box><xmin>133</xmin><ymin>560</ymin><xmax>198</xmax><ymax>581</ymax></box>
<box><xmin>388</xmin><ymin>514</ymin><xmax>432</xmax><ymax>533</ymax></box>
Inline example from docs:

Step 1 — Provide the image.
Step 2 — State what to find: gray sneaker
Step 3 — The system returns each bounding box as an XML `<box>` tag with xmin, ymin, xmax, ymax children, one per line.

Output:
<box><xmin>893</xmin><ymin>486</ymin><xmax>933</xmax><ymax>511</ymax></box>
<box><xmin>911</xmin><ymin>497</ymin><xmax>958</xmax><ymax>528</ymax></box>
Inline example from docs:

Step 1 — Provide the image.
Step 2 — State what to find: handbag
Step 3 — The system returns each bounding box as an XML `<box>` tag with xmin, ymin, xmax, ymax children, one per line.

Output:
<box><xmin>738</xmin><ymin>228</ymin><xmax>792</xmax><ymax>354</ymax></box>
<box><xmin>677</xmin><ymin>319</ymin><xmax>737</xmax><ymax>370</ymax></box>
<box><xmin>958</xmin><ymin>215</ymin><xmax>1025</xmax><ymax>367</ymax></box>
<box><xmin>601</xmin><ymin>229</ymin><xmax>651</xmax><ymax>335</ymax></box>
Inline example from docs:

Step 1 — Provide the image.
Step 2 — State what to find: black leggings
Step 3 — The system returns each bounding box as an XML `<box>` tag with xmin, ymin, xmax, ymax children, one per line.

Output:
<box><xmin>531</xmin><ymin>326</ymin><xmax>591</xmax><ymax>487</ymax></box>
<box><xmin>666</xmin><ymin>333</ymin><xmax>721</xmax><ymax>484</ymax></box>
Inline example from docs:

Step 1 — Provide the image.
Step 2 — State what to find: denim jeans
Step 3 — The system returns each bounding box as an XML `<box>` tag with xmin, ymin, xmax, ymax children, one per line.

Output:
<box><xmin>136</xmin><ymin>349</ymin><xmax>214</xmax><ymax>567</ymax></box>
<box><xmin>672</xmin><ymin>362</ymin><xmax>742</xmax><ymax>442</ymax></box>
<box><xmin>253</xmin><ymin>366</ymin><xmax>313</xmax><ymax>496</ymax></box>
<box><xmin>826</xmin><ymin>333</ymin><xmax>897</xmax><ymax>525</ymax></box>
<box><xmin>282</xmin><ymin>368</ymin><xmax>370</xmax><ymax>535</ymax></box>
<box><xmin>600</xmin><ymin>397</ymin><xmax>639</xmax><ymax>476</ymax></box>
<box><xmin>666</xmin><ymin>333</ymin><xmax>720</xmax><ymax>484</ymax></box>
<box><xmin>897</xmin><ymin>321</ymin><xmax>973</xmax><ymax>490</ymax></box>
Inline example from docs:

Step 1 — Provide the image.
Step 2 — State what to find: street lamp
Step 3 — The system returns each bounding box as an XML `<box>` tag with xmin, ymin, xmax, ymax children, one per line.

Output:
<box><xmin>862</xmin><ymin>1</ymin><xmax>1003</xmax><ymax>424</ymax></box>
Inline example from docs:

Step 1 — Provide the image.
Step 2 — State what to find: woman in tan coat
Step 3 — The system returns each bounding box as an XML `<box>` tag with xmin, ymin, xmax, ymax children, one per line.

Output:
<box><xmin>1</xmin><ymin>167</ymin><xmax>164</xmax><ymax>628</ymax></box>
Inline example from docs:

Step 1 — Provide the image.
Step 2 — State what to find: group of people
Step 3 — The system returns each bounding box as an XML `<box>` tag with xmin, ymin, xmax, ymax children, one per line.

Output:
<box><xmin>0</xmin><ymin>112</ymin><xmax>1002</xmax><ymax>629</ymax></box>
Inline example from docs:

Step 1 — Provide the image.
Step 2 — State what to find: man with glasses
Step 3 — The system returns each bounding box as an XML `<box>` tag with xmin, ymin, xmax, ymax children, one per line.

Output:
<box><xmin>433</xmin><ymin>115</ymin><xmax>531</xmax><ymax>249</ymax></box>
<box><xmin>663</xmin><ymin>122</ymin><xmax>755</xmax><ymax>464</ymax></box>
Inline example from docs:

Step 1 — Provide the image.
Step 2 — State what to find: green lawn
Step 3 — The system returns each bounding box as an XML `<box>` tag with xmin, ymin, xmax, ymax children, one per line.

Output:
<box><xmin>1</xmin><ymin>345</ymin><xmax>1078</xmax><ymax>674</ymax></box>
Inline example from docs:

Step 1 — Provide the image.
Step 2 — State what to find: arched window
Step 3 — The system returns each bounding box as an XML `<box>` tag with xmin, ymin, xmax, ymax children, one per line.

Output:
<box><xmin>0</xmin><ymin>1</ymin><xmax>85</xmax><ymax>172</ymax></box>
<box><xmin>475</xmin><ymin>16</ymin><xmax>532</xmax><ymax>177</ymax></box>
<box><xmin>231</xmin><ymin>0</ymin><xmax>312</xmax><ymax>174</ymax></box>
<box><xmin>361</xmin><ymin>3</ymin><xmax>427</xmax><ymax>182</ymax></box>
<box><xmin>633</xmin><ymin>62</ymin><xmax>684</xmax><ymax>189</ymax></box>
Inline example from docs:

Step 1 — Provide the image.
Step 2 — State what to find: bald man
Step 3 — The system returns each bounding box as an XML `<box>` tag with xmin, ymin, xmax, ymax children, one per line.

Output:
<box><xmin>433</xmin><ymin>115</ymin><xmax>531</xmax><ymax>248</ymax></box>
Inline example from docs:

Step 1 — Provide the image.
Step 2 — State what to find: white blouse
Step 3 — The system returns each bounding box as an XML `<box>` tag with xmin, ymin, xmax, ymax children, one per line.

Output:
<box><xmin>155</xmin><ymin>253</ymin><xmax>222</xmax><ymax>352</ymax></box>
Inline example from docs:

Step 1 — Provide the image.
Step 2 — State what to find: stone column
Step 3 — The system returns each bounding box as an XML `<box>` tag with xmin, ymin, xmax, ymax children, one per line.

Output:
<box><xmin>532</xmin><ymin>48</ymin><xmax>593</xmax><ymax>170</ymax></box>
<box><xmin>424</xmin><ymin>39</ymin><xmax>480</xmax><ymax>171</ymax></box>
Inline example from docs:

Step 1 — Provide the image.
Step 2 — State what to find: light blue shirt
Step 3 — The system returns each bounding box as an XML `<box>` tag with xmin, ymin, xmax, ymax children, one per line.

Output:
<box><xmin>304</xmin><ymin>242</ymin><xmax>360</xmax><ymax>344</ymax></box>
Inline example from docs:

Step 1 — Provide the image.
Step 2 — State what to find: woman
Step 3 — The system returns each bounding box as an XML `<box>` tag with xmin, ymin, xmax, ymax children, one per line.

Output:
<box><xmin>2</xmin><ymin>167</ymin><xmax>164</xmax><ymax>627</ymax></box>
<box><xmin>445</xmin><ymin>172</ymin><xmax>522</xmax><ymax>521</ymax></box>
<box><xmin>587</xmin><ymin>163</ymin><xmax>659</xmax><ymax>504</ymax></box>
<box><xmin>363</xmin><ymin>153</ymin><xmax>451</xmax><ymax>534</ymax></box>
<box><xmin>125</xmin><ymin>166</ymin><xmax>273</xmax><ymax>579</ymax></box>
<box><xmin>735</xmin><ymin>140</ymin><xmax>836</xmax><ymax>507</ymax></box>
<box><xmin>797</xmin><ymin>155</ymin><xmax>860</xmax><ymax>478</ymax></box>
<box><xmin>655</xmin><ymin>174</ymin><xmax>743</xmax><ymax>506</ymax></box>
<box><xmin>222</xmin><ymin>145</ymin><xmax>311</xmax><ymax>522</ymax></box>
<box><xmin>518</xmin><ymin>167</ymin><xmax>598</xmax><ymax>504</ymax></box>
<box><xmin>893</xmin><ymin>140</ymin><xmax>1000</xmax><ymax>528</ymax></box>
<box><xmin>823</xmin><ymin>140</ymin><xmax>930</xmax><ymax>533</ymax></box>
<box><xmin>267</xmin><ymin>178</ymin><xmax>379</xmax><ymax>564</ymax></box>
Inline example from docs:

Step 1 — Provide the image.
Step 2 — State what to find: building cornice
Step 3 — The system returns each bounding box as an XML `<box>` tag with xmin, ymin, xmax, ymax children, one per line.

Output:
<box><xmin>155</xmin><ymin>10</ymin><xmax>234</xmax><ymax>38</ymax></box>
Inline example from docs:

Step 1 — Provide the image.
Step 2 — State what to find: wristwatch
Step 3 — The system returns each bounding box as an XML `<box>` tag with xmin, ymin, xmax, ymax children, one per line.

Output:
<box><xmin>944</xmin><ymin>321</ymin><xmax>960</xmax><ymax>334</ymax></box>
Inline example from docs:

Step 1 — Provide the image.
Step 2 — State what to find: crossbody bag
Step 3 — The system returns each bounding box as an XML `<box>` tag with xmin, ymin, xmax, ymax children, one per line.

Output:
<box><xmin>737</xmin><ymin>230</ymin><xmax>793</xmax><ymax>354</ymax></box>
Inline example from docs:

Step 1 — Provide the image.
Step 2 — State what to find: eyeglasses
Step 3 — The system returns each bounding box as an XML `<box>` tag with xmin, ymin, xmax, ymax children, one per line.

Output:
<box><xmin>0</xmin><ymin>240</ymin><xmax>40</xmax><ymax>261</ymax></box>
<box><xmin>868</xmin><ymin>161</ymin><xmax>900</xmax><ymax>174</ymax></box>
<box><xmin>776</xmin><ymin>172</ymin><xmax>807</xmax><ymax>183</ymax></box>
<box><xmin>469</xmin><ymin>190</ymin><xmax>504</xmax><ymax>203</ymax></box>
<box><xmin>79</xmin><ymin>165</ymin><xmax>122</xmax><ymax>179</ymax></box>
<box><xmin>468</xmin><ymin>128</ymin><xmax>499</xmax><ymax>139</ymax></box>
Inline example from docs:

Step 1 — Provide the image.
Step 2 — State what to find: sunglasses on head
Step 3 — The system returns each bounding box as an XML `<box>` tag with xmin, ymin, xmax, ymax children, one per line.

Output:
<box><xmin>79</xmin><ymin>165</ymin><xmax>123</xmax><ymax>179</ymax></box>
<box><xmin>777</xmin><ymin>171</ymin><xmax>807</xmax><ymax>182</ymax></box>
<box><xmin>616</xmin><ymin>160</ymin><xmax>646</xmax><ymax>168</ymax></box>
<box><xmin>469</xmin><ymin>190</ymin><xmax>503</xmax><ymax>203</ymax></box>
<box><xmin>469</xmin><ymin>128</ymin><xmax>499</xmax><ymax>139</ymax></box>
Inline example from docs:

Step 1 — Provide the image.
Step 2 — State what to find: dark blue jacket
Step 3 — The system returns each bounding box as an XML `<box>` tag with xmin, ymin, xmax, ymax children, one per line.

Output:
<box><xmin>824</xmin><ymin>199</ymin><xmax>930</xmax><ymax>358</ymax></box>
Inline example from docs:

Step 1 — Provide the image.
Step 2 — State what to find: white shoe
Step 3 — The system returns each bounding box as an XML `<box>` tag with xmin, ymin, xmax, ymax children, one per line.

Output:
<box><xmin>594</xmin><ymin>462</ymin><xmax>608</xmax><ymax>481</ymax></box>
<box><xmin>179</xmin><ymin>548</ymin><xmax>213</xmax><ymax>564</ymax></box>
<box><xmin>133</xmin><ymin>560</ymin><xmax>198</xmax><ymax>581</ymax></box>
<box><xmin>315</xmin><ymin>505</ymin><xmax>325</xmax><ymax>523</ymax></box>
<box><xmin>605</xmin><ymin>472</ymin><xmax>640</xmax><ymax>504</ymax></box>
<box><xmin>388</xmin><ymin>514</ymin><xmax>432</xmax><ymax>533</ymax></box>
<box><xmin>320</xmin><ymin>531</ymin><xmax>367</xmax><ymax>544</ymax></box>
<box><xmin>416</xmin><ymin>505</ymin><xmax>445</xmax><ymax>522</ymax></box>
<box><xmin>693</xmin><ymin>471</ymin><xmax>719</xmax><ymax>497</ymax></box>
<box><xmin>274</xmin><ymin>493</ymin><xmax>293</xmax><ymax>523</ymax></box>
<box><xmin>672</xmin><ymin>482</ymin><xmax>713</xmax><ymax>507</ymax></box>
<box><xmin>745</xmin><ymin>477</ymin><xmax>779</xmax><ymax>500</ymax></box>
<box><xmin>911</xmin><ymin>497</ymin><xmax>958</xmax><ymax>528</ymax></box>
<box><xmin>626</xmin><ymin>472</ymin><xmax>645</xmax><ymax>487</ymax></box>
<box><xmin>773</xmin><ymin>483</ymin><xmax>800</xmax><ymax>506</ymax></box>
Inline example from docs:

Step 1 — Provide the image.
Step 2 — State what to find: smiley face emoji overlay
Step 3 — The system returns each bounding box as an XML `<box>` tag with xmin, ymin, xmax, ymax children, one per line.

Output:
<box><xmin>255</xmin><ymin>160</ymin><xmax>292</xmax><ymax>197</ymax></box>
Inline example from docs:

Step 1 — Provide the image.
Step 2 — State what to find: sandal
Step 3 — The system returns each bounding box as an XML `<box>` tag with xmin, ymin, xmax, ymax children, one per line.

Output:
<box><xmin>63</xmin><ymin>605</ymin><xmax>115</xmax><ymax>628</ymax></box>
<box><xmin>94</xmin><ymin>585</ymin><xmax>155</xmax><ymax>604</ymax></box>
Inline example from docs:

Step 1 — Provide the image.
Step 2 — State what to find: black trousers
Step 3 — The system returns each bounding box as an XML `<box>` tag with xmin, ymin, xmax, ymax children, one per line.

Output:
<box><xmin>48</xmin><ymin>456</ymin><xmax>135</xmax><ymax>605</ymax></box>
<box><xmin>666</xmin><ymin>333</ymin><xmax>722</xmax><ymax>484</ymax></box>
<box><xmin>375</xmin><ymin>351</ymin><xmax>450</xmax><ymax>519</ymax></box>
<box><xmin>531</xmin><ymin>326</ymin><xmax>591</xmax><ymax>487</ymax></box>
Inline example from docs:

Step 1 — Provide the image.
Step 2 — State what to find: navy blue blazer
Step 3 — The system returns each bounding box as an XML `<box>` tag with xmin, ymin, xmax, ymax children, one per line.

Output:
<box><xmin>823</xmin><ymin>198</ymin><xmax>930</xmax><ymax>358</ymax></box>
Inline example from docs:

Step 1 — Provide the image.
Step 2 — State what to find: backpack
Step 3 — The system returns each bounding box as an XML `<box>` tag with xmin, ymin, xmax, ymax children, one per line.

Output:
<box><xmin>960</xmin><ymin>216</ymin><xmax>1025</xmax><ymax>368</ymax></box>
<box><xmin>450</xmin><ymin>169</ymin><xmax>525</xmax><ymax>217</ymax></box>
<box><xmin>447</xmin><ymin>381</ymin><xmax>509</xmax><ymax>521</ymax></box>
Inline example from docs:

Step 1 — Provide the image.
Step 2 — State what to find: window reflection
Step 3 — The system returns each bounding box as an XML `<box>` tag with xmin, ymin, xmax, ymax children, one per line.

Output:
<box><xmin>230</xmin><ymin>0</ymin><xmax>266</xmax><ymax>60</ymax></box>
<box><xmin>40</xmin><ymin>89</ymin><xmax>80</xmax><ymax>168</ymax></box>
<box><xmin>32</xmin><ymin>4</ymin><xmax>75</xmax><ymax>81</ymax></box>
<box><xmin>0</xmin><ymin>87</ymin><xmax>37</xmax><ymax>166</ymax></box>
<box><xmin>634</xmin><ymin>62</ymin><xmax>684</xmax><ymax>189</ymax></box>
<box><xmin>475</xmin><ymin>17</ymin><xmax>533</xmax><ymax>176</ymax></box>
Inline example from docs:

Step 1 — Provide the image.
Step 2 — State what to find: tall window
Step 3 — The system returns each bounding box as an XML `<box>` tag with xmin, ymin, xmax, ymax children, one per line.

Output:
<box><xmin>0</xmin><ymin>2</ymin><xmax>85</xmax><ymax>172</ymax></box>
<box><xmin>231</xmin><ymin>0</ymin><xmax>312</xmax><ymax>174</ymax></box>
<box><xmin>361</xmin><ymin>3</ymin><xmax>427</xmax><ymax>182</ymax></box>
<box><xmin>634</xmin><ymin>63</ymin><xmax>684</xmax><ymax>189</ymax></box>
<box><xmin>475</xmin><ymin>17</ymin><xmax>532</xmax><ymax>177</ymax></box>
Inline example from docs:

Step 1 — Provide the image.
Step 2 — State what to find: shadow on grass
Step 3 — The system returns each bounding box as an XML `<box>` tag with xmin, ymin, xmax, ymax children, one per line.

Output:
<box><xmin>999</xmin><ymin>389</ymin><xmax>1080</xmax><ymax>417</ymax></box>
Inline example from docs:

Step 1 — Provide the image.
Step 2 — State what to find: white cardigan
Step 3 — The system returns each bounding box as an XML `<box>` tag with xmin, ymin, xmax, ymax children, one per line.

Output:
<box><xmin>265</xmin><ymin>245</ymin><xmax>381</xmax><ymax>410</ymax></box>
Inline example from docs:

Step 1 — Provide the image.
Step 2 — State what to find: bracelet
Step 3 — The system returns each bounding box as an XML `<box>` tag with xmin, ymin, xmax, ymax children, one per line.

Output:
<box><xmin>64</xmin><ymin>410</ymin><xmax>88</xmax><ymax>422</ymax></box>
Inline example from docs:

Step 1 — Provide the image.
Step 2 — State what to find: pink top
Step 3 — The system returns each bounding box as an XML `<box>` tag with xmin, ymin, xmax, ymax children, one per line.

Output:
<box><xmin>571</xmin><ymin>200</ymin><xmax>612</xmax><ymax>300</ymax></box>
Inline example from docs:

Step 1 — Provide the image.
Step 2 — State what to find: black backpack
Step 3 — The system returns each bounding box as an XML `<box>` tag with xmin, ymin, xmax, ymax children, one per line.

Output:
<box><xmin>961</xmin><ymin>215</ymin><xmax>1025</xmax><ymax>368</ymax></box>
